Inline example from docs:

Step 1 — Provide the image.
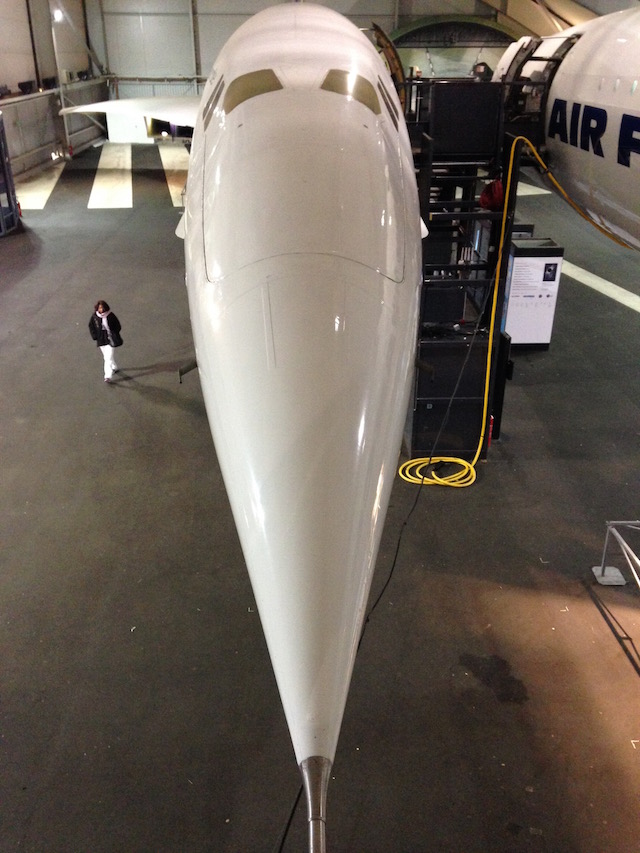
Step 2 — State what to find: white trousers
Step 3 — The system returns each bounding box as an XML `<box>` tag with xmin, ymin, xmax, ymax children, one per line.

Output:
<box><xmin>99</xmin><ymin>344</ymin><xmax>118</xmax><ymax>379</ymax></box>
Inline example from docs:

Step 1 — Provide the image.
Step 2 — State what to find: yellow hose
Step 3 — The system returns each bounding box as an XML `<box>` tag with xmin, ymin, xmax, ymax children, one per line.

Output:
<box><xmin>399</xmin><ymin>135</ymin><xmax>620</xmax><ymax>487</ymax></box>
<box><xmin>398</xmin><ymin>456</ymin><xmax>477</xmax><ymax>486</ymax></box>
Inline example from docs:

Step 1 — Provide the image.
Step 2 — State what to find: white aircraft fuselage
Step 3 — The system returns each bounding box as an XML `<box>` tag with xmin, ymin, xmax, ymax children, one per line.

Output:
<box><xmin>183</xmin><ymin>3</ymin><xmax>421</xmax><ymax>844</ymax></box>
<box><xmin>495</xmin><ymin>7</ymin><xmax>640</xmax><ymax>248</ymax></box>
<box><xmin>60</xmin><ymin>5</ymin><xmax>640</xmax><ymax>848</ymax></box>
<box><xmin>60</xmin><ymin>4</ymin><xmax>422</xmax><ymax>846</ymax></box>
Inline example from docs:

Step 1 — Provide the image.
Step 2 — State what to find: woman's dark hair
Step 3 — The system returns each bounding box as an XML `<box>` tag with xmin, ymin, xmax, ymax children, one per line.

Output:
<box><xmin>94</xmin><ymin>300</ymin><xmax>110</xmax><ymax>312</ymax></box>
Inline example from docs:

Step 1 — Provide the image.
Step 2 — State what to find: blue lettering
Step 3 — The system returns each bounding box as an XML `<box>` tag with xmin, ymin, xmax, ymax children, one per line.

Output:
<box><xmin>547</xmin><ymin>99</ymin><xmax>639</xmax><ymax>168</ymax></box>
<box><xmin>618</xmin><ymin>113</ymin><xmax>640</xmax><ymax>167</ymax></box>
<box><xmin>580</xmin><ymin>105</ymin><xmax>607</xmax><ymax>156</ymax></box>
<box><xmin>548</xmin><ymin>98</ymin><xmax>568</xmax><ymax>142</ymax></box>
<box><xmin>569</xmin><ymin>102</ymin><xmax>581</xmax><ymax>147</ymax></box>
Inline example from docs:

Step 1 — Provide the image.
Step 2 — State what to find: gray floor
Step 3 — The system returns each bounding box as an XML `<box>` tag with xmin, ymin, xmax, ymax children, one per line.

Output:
<box><xmin>2</xmin><ymin>145</ymin><xmax>640</xmax><ymax>852</ymax></box>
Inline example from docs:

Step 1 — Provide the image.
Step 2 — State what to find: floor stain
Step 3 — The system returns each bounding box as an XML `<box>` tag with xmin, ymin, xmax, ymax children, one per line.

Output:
<box><xmin>459</xmin><ymin>653</ymin><xmax>529</xmax><ymax>704</ymax></box>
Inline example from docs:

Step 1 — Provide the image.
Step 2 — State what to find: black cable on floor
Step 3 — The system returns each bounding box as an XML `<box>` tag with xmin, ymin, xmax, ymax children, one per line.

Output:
<box><xmin>272</xmin><ymin>448</ymin><xmax>430</xmax><ymax>851</ymax></box>
<box><xmin>272</xmin><ymin>782</ymin><xmax>303</xmax><ymax>853</ymax></box>
<box><xmin>273</xmin><ymin>267</ymin><xmax>498</xmax><ymax>849</ymax></box>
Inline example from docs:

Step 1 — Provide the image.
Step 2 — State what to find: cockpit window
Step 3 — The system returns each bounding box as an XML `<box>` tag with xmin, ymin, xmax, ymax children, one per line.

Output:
<box><xmin>223</xmin><ymin>69</ymin><xmax>283</xmax><ymax>114</ymax></box>
<box><xmin>377</xmin><ymin>78</ymin><xmax>398</xmax><ymax>129</ymax></box>
<box><xmin>203</xmin><ymin>76</ymin><xmax>224</xmax><ymax>131</ymax></box>
<box><xmin>321</xmin><ymin>69</ymin><xmax>381</xmax><ymax>116</ymax></box>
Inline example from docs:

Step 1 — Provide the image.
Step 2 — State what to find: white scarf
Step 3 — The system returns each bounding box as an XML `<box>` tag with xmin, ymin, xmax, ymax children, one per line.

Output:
<box><xmin>97</xmin><ymin>309</ymin><xmax>111</xmax><ymax>330</ymax></box>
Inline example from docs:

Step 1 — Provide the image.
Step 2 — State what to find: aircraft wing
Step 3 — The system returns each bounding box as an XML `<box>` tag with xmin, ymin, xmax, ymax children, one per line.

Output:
<box><xmin>60</xmin><ymin>96</ymin><xmax>201</xmax><ymax>128</ymax></box>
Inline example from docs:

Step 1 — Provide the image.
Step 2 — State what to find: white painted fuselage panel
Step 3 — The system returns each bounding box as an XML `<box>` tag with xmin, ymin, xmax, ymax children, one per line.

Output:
<box><xmin>184</xmin><ymin>3</ymin><xmax>421</xmax><ymax>766</ymax></box>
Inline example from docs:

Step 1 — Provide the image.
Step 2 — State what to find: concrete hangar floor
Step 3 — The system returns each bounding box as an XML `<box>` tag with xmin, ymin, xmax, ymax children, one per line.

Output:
<box><xmin>1</xmin><ymin>141</ymin><xmax>640</xmax><ymax>853</ymax></box>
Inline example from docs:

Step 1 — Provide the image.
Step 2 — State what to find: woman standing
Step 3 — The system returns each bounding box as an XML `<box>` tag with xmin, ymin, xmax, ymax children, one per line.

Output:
<box><xmin>89</xmin><ymin>300</ymin><xmax>123</xmax><ymax>383</ymax></box>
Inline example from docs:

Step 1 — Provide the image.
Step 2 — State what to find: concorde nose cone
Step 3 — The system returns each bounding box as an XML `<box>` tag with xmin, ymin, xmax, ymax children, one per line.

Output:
<box><xmin>183</xmin><ymin>0</ymin><xmax>422</xmax><ymax>784</ymax></box>
<box><xmin>192</xmin><ymin>250</ymin><xmax>418</xmax><ymax>765</ymax></box>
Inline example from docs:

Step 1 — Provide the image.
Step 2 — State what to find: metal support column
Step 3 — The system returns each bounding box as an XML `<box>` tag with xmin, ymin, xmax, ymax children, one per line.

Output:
<box><xmin>0</xmin><ymin>112</ymin><xmax>21</xmax><ymax>236</ymax></box>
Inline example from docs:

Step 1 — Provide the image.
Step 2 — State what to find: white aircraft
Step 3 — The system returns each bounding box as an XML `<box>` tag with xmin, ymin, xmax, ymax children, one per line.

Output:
<box><xmin>59</xmin><ymin>4</ymin><xmax>640</xmax><ymax>850</ymax></box>
<box><xmin>65</xmin><ymin>4</ymin><xmax>422</xmax><ymax>850</ymax></box>
<box><xmin>493</xmin><ymin>6</ymin><xmax>640</xmax><ymax>250</ymax></box>
<box><xmin>183</xmin><ymin>7</ymin><xmax>423</xmax><ymax>848</ymax></box>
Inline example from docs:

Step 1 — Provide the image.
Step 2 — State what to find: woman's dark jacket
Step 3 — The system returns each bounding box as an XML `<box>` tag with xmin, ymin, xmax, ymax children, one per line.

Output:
<box><xmin>89</xmin><ymin>312</ymin><xmax>122</xmax><ymax>347</ymax></box>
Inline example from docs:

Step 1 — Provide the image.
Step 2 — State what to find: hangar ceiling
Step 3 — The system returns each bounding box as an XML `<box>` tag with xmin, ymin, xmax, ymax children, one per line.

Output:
<box><xmin>475</xmin><ymin>0</ymin><xmax>638</xmax><ymax>35</ymax></box>
<box><xmin>388</xmin><ymin>0</ymin><xmax>638</xmax><ymax>80</ymax></box>
<box><xmin>480</xmin><ymin>0</ymin><xmax>595</xmax><ymax>34</ymax></box>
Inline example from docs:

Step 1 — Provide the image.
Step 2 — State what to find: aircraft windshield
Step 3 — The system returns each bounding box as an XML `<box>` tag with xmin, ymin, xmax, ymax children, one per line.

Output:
<box><xmin>220</xmin><ymin>68</ymin><xmax>384</xmax><ymax>119</ymax></box>
<box><xmin>223</xmin><ymin>70</ymin><xmax>283</xmax><ymax>113</ymax></box>
<box><xmin>320</xmin><ymin>69</ymin><xmax>381</xmax><ymax>116</ymax></box>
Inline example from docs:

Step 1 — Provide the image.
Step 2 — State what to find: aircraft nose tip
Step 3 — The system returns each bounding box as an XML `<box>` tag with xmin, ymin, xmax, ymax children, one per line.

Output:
<box><xmin>300</xmin><ymin>755</ymin><xmax>332</xmax><ymax>853</ymax></box>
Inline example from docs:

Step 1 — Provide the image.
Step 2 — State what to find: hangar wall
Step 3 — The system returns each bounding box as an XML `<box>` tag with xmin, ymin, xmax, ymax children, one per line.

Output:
<box><xmin>0</xmin><ymin>0</ymin><xmax>505</xmax><ymax>171</ymax></box>
<box><xmin>89</xmin><ymin>1</ymin><xmax>491</xmax><ymax>85</ymax></box>
<box><xmin>0</xmin><ymin>2</ymin><xmax>33</xmax><ymax>93</ymax></box>
<box><xmin>1</xmin><ymin>1</ymin><xmax>519</xmax><ymax>99</ymax></box>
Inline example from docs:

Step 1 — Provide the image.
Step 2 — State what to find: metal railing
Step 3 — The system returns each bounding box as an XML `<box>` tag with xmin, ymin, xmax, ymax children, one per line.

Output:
<box><xmin>592</xmin><ymin>521</ymin><xmax>640</xmax><ymax>588</ymax></box>
<box><xmin>106</xmin><ymin>75</ymin><xmax>207</xmax><ymax>100</ymax></box>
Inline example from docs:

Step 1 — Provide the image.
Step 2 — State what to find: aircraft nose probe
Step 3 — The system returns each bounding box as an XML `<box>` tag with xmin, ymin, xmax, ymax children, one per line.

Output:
<box><xmin>300</xmin><ymin>756</ymin><xmax>332</xmax><ymax>853</ymax></box>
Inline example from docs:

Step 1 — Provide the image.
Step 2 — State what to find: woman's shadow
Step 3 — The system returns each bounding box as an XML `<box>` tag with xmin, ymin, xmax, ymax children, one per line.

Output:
<box><xmin>114</xmin><ymin>357</ymin><xmax>197</xmax><ymax>382</ymax></box>
<box><xmin>111</xmin><ymin>358</ymin><xmax>203</xmax><ymax>416</ymax></box>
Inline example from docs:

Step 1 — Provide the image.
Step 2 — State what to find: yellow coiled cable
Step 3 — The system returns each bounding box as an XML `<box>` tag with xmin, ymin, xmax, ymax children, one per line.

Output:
<box><xmin>399</xmin><ymin>134</ymin><xmax>626</xmax><ymax>487</ymax></box>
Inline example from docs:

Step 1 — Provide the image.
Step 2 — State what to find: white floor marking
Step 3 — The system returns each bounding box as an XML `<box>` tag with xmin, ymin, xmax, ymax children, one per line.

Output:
<box><xmin>562</xmin><ymin>260</ymin><xmax>640</xmax><ymax>314</ymax></box>
<box><xmin>88</xmin><ymin>143</ymin><xmax>132</xmax><ymax>209</ymax></box>
<box><xmin>158</xmin><ymin>142</ymin><xmax>190</xmax><ymax>207</ymax></box>
<box><xmin>15</xmin><ymin>163</ymin><xmax>65</xmax><ymax>210</ymax></box>
<box><xmin>517</xmin><ymin>182</ymin><xmax>551</xmax><ymax>196</ymax></box>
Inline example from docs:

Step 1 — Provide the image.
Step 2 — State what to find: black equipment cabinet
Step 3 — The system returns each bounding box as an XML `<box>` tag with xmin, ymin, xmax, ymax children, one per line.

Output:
<box><xmin>404</xmin><ymin>79</ymin><xmax>517</xmax><ymax>460</ymax></box>
<box><xmin>412</xmin><ymin>335</ymin><xmax>490</xmax><ymax>458</ymax></box>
